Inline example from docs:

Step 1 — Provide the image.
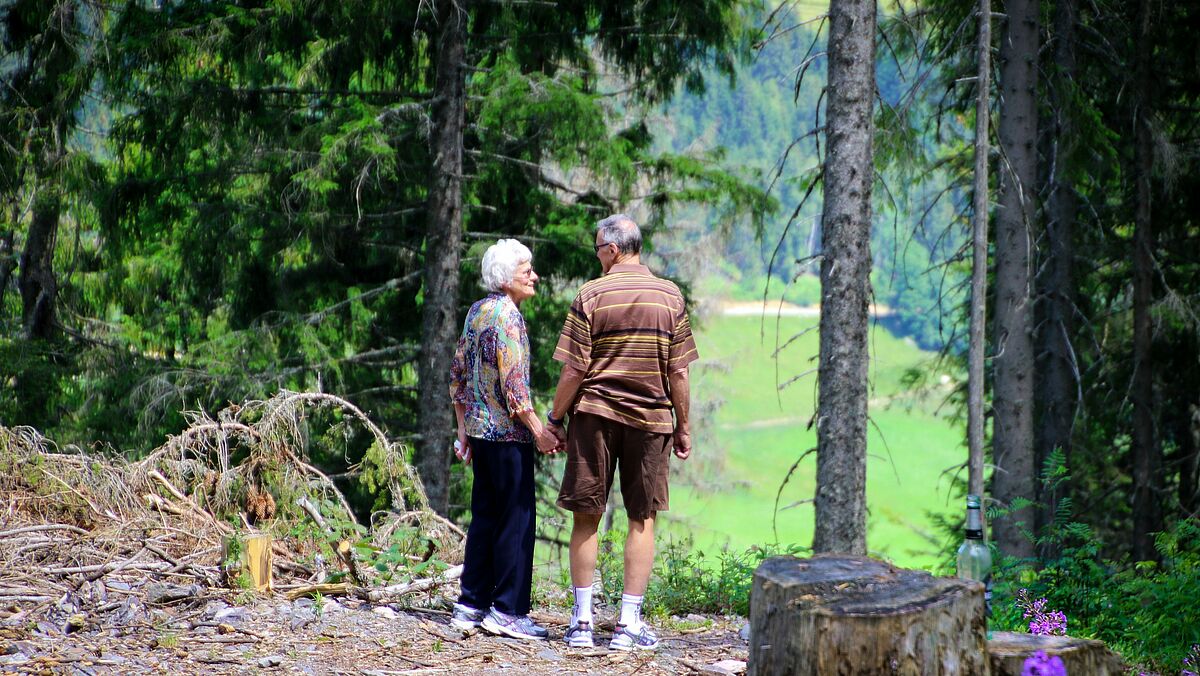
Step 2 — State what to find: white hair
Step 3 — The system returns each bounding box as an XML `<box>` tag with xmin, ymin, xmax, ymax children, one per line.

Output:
<box><xmin>481</xmin><ymin>238</ymin><xmax>532</xmax><ymax>292</ymax></box>
<box><xmin>597</xmin><ymin>213</ymin><xmax>641</xmax><ymax>255</ymax></box>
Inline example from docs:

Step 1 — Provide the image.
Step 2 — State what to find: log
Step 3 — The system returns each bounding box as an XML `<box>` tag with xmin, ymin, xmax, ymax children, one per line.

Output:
<box><xmin>987</xmin><ymin>631</ymin><xmax>1125</xmax><ymax>675</ymax></box>
<box><xmin>749</xmin><ymin>555</ymin><xmax>989</xmax><ymax>675</ymax></box>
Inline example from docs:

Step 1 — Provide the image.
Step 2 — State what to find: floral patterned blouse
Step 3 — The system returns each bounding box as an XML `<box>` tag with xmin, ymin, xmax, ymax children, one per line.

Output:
<box><xmin>449</xmin><ymin>292</ymin><xmax>535</xmax><ymax>443</ymax></box>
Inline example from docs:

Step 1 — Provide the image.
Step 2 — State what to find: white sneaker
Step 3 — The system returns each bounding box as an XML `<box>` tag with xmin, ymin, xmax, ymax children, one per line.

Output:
<box><xmin>610</xmin><ymin>623</ymin><xmax>659</xmax><ymax>651</ymax></box>
<box><xmin>449</xmin><ymin>603</ymin><xmax>485</xmax><ymax>631</ymax></box>
<box><xmin>480</xmin><ymin>608</ymin><xmax>548</xmax><ymax>641</ymax></box>
<box><xmin>563</xmin><ymin>620</ymin><xmax>594</xmax><ymax>648</ymax></box>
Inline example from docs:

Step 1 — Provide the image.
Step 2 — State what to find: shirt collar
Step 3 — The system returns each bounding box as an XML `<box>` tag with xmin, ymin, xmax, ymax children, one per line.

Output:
<box><xmin>607</xmin><ymin>263</ymin><xmax>651</xmax><ymax>276</ymax></box>
<box><xmin>487</xmin><ymin>291</ymin><xmax>521</xmax><ymax>315</ymax></box>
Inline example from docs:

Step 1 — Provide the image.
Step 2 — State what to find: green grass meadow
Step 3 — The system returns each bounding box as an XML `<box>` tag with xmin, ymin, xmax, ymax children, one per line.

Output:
<box><xmin>660</xmin><ymin>312</ymin><xmax>963</xmax><ymax>571</ymax></box>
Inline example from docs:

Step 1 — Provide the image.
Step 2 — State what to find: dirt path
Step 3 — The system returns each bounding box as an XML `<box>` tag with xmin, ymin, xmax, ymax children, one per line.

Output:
<box><xmin>0</xmin><ymin>595</ymin><xmax>749</xmax><ymax>675</ymax></box>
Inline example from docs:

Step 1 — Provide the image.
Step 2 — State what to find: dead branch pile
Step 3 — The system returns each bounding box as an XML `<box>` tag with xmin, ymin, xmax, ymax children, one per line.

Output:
<box><xmin>0</xmin><ymin>391</ymin><xmax>464</xmax><ymax>626</ymax></box>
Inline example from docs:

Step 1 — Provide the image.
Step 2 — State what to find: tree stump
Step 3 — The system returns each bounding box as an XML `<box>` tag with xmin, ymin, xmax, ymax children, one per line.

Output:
<box><xmin>987</xmin><ymin>632</ymin><xmax>1125</xmax><ymax>675</ymax></box>
<box><xmin>749</xmin><ymin>555</ymin><xmax>989</xmax><ymax>675</ymax></box>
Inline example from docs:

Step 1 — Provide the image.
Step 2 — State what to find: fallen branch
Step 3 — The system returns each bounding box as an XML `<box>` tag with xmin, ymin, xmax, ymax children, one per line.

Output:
<box><xmin>285</xmin><ymin>564</ymin><xmax>465</xmax><ymax>603</ymax></box>
<box><xmin>0</xmin><ymin>524</ymin><xmax>89</xmax><ymax>538</ymax></box>
<box><xmin>364</xmin><ymin>564</ymin><xmax>464</xmax><ymax>603</ymax></box>
<box><xmin>296</xmin><ymin>496</ymin><xmax>331</xmax><ymax>533</ymax></box>
<box><xmin>148</xmin><ymin>470</ymin><xmax>233</xmax><ymax>535</ymax></box>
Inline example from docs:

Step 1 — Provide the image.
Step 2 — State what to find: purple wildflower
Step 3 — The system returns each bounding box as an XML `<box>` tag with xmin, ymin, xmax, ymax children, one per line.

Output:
<box><xmin>1184</xmin><ymin>643</ymin><xmax>1200</xmax><ymax>676</ymax></box>
<box><xmin>1015</xmin><ymin>588</ymin><xmax>1068</xmax><ymax>636</ymax></box>
<box><xmin>1022</xmin><ymin>651</ymin><xmax>1067</xmax><ymax>676</ymax></box>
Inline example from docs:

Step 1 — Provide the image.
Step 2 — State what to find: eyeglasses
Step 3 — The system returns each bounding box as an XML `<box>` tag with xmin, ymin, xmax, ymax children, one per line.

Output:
<box><xmin>594</xmin><ymin>241</ymin><xmax>613</xmax><ymax>253</ymax></box>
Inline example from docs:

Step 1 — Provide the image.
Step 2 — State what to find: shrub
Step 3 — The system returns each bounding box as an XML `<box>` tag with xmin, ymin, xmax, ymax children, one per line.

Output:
<box><xmin>989</xmin><ymin>517</ymin><xmax>1200</xmax><ymax>672</ymax></box>
<box><xmin>592</xmin><ymin>530</ymin><xmax>807</xmax><ymax>618</ymax></box>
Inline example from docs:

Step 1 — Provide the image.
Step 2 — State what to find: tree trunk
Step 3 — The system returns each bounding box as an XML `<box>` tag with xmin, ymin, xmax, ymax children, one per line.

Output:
<box><xmin>967</xmin><ymin>0</ymin><xmax>993</xmax><ymax>501</ymax></box>
<box><xmin>19</xmin><ymin>189</ymin><xmax>59</xmax><ymax>340</ymax></box>
<box><xmin>1180</xmin><ymin>404</ymin><xmax>1200</xmax><ymax>516</ymax></box>
<box><xmin>813</xmin><ymin>0</ymin><xmax>875</xmax><ymax>556</ymax></box>
<box><xmin>749</xmin><ymin>555</ymin><xmax>989</xmax><ymax>675</ymax></box>
<box><xmin>416</xmin><ymin>0</ymin><xmax>468</xmax><ymax>516</ymax></box>
<box><xmin>0</xmin><ymin>224</ymin><xmax>15</xmax><ymax>310</ymax></box>
<box><xmin>988</xmin><ymin>632</ymin><xmax>1125</xmax><ymax>675</ymax></box>
<box><xmin>1130</xmin><ymin>0</ymin><xmax>1162</xmax><ymax>562</ymax></box>
<box><xmin>1034</xmin><ymin>0</ymin><xmax>1079</xmax><ymax>553</ymax></box>
<box><xmin>992</xmin><ymin>0</ymin><xmax>1038</xmax><ymax>562</ymax></box>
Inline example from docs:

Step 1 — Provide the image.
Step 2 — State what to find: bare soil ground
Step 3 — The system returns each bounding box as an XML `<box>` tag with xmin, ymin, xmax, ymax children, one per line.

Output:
<box><xmin>0</xmin><ymin>594</ymin><xmax>749</xmax><ymax>675</ymax></box>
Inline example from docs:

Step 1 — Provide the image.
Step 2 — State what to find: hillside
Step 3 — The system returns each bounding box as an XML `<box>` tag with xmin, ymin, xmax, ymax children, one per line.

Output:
<box><xmin>662</xmin><ymin>307</ymin><xmax>961</xmax><ymax>570</ymax></box>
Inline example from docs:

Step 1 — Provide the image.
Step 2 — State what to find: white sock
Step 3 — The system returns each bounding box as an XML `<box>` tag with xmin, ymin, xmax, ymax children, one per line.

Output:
<box><xmin>572</xmin><ymin>586</ymin><xmax>593</xmax><ymax>626</ymax></box>
<box><xmin>619</xmin><ymin>593</ymin><xmax>644</xmax><ymax>629</ymax></box>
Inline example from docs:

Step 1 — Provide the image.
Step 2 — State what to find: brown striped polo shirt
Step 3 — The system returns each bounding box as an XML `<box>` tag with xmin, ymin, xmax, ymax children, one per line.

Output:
<box><xmin>553</xmin><ymin>263</ymin><xmax>699</xmax><ymax>433</ymax></box>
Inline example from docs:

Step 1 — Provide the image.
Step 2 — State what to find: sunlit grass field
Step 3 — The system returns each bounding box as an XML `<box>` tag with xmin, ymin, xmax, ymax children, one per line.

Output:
<box><xmin>659</xmin><ymin>311</ymin><xmax>964</xmax><ymax>571</ymax></box>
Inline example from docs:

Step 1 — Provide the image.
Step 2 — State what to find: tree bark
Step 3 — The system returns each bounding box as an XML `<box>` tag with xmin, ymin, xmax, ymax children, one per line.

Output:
<box><xmin>0</xmin><ymin>224</ymin><xmax>15</xmax><ymax>310</ymax></box>
<box><xmin>1130</xmin><ymin>0</ymin><xmax>1162</xmax><ymax>562</ymax></box>
<box><xmin>749</xmin><ymin>555</ymin><xmax>989</xmax><ymax>675</ymax></box>
<box><xmin>967</xmin><ymin>0</ymin><xmax>993</xmax><ymax>501</ymax></box>
<box><xmin>19</xmin><ymin>189</ymin><xmax>59</xmax><ymax>340</ymax></box>
<box><xmin>992</xmin><ymin>0</ymin><xmax>1038</xmax><ymax>562</ymax></box>
<box><xmin>812</xmin><ymin>0</ymin><xmax>875</xmax><ymax>556</ymax></box>
<box><xmin>416</xmin><ymin>0</ymin><xmax>468</xmax><ymax>516</ymax></box>
<box><xmin>1034</xmin><ymin>0</ymin><xmax>1079</xmax><ymax>553</ymax></box>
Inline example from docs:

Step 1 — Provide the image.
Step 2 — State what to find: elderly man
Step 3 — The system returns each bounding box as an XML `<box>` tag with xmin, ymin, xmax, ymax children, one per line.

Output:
<box><xmin>545</xmin><ymin>214</ymin><xmax>698</xmax><ymax>650</ymax></box>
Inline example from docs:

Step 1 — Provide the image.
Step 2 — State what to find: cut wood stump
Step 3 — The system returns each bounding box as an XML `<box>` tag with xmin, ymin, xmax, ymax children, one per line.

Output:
<box><xmin>988</xmin><ymin>631</ymin><xmax>1125</xmax><ymax>675</ymax></box>
<box><xmin>749</xmin><ymin>555</ymin><xmax>989</xmax><ymax>675</ymax></box>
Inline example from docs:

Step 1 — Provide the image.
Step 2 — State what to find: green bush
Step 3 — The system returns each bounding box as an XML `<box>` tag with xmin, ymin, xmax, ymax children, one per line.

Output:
<box><xmin>989</xmin><ymin>516</ymin><xmax>1200</xmax><ymax>672</ymax></box>
<box><xmin>593</xmin><ymin>530</ymin><xmax>808</xmax><ymax>618</ymax></box>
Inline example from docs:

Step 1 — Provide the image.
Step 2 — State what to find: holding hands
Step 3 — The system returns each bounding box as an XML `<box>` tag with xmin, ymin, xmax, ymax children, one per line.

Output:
<box><xmin>535</xmin><ymin>425</ymin><xmax>564</xmax><ymax>455</ymax></box>
<box><xmin>536</xmin><ymin>411</ymin><xmax>567</xmax><ymax>455</ymax></box>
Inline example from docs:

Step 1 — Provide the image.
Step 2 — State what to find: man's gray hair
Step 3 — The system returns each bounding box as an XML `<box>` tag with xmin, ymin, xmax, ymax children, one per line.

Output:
<box><xmin>481</xmin><ymin>238</ymin><xmax>533</xmax><ymax>293</ymax></box>
<box><xmin>596</xmin><ymin>214</ymin><xmax>642</xmax><ymax>255</ymax></box>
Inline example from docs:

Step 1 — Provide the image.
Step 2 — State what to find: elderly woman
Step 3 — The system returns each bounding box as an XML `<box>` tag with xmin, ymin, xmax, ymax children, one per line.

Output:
<box><xmin>448</xmin><ymin>238</ymin><xmax>558</xmax><ymax>641</ymax></box>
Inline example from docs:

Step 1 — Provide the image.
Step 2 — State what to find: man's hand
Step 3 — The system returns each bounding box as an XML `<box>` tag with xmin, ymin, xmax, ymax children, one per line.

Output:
<box><xmin>672</xmin><ymin>427</ymin><xmax>691</xmax><ymax>460</ymax></box>
<box><xmin>549</xmin><ymin>423</ymin><xmax>567</xmax><ymax>448</ymax></box>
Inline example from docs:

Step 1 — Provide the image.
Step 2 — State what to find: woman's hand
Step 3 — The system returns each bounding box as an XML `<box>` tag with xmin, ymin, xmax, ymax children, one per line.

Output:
<box><xmin>535</xmin><ymin>426</ymin><xmax>561</xmax><ymax>455</ymax></box>
<box><xmin>454</xmin><ymin>431</ymin><xmax>472</xmax><ymax>465</ymax></box>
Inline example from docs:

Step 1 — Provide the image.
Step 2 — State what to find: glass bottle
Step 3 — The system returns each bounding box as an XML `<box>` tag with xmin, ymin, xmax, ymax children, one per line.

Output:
<box><xmin>956</xmin><ymin>494</ymin><xmax>993</xmax><ymax>635</ymax></box>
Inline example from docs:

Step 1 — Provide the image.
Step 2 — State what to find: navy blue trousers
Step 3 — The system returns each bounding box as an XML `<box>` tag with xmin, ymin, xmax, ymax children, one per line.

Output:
<box><xmin>458</xmin><ymin>437</ymin><xmax>536</xmax><ymax>616</ymax></box>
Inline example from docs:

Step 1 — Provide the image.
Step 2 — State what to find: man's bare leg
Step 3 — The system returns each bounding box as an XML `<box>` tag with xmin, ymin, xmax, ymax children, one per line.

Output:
<box><xmin>569</xmin><ymin>512</ymin><xmax>602</xmax><ymax>588</ymax></box>
<box><xmin>612</xmin><ymin>512</ymin><xmax>659</xmax><ymax>648</ymax></box>
<box><xmin>622</xmin><ymin>513</ymin><xmax>656</xmax><ymax>595</ymax></box>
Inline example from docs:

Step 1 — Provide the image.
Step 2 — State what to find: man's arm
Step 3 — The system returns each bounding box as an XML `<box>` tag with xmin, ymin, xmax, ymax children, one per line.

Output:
<box><xmin>546</xmin><ymin>364</ymin><xmax>587</xmax><ymax>442</ymax></box>
<box><xmin>668</xmin><ymin>367</ymin><xmax>692</xmax><ymax>459</ymax></box>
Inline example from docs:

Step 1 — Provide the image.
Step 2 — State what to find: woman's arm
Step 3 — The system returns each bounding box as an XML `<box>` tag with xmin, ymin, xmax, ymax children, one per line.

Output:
<box><xmin>453</xmin><ymin>401</ymin><xmax>471</xmax><ymax>464</ymax></box>
<box><xmin>495</xmin><ymin>314</ymin><xmax>559</xmax><ymax>452</ymax></box>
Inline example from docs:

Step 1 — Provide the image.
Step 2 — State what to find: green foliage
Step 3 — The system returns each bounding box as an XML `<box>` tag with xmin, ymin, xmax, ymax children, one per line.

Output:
<box><xmin>654</xmin><ymin>9</ymin><xmax>966</xmax><ymax>351</ymax></box>
<box><xmin>0</xmin><ymin>1</ymin><xmax>773</xmax><ymax>495</ymax></box>
<box><xmin>648</xmin><ymin>539</ymin><xmax>810</xmax><ymax>617</ymax></box>
<box><xmin>592</xmin><ymin>529</ymin><xmax>807</xmax><ymax>617</ymax></box>
<box><xmin>950</xmin><ymin>455</ymin><xmax>1200</xmax><ymax>672</ymax></box>
<box><xmin>988</xmin><ymin>517</ymin><xmax>1200</xmax><ymax>672</ymax></box>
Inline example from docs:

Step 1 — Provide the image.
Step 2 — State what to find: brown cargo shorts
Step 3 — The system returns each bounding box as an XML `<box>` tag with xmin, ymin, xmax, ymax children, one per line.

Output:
<box><xmin>556</xmin><ymin>412</ymin><xmax>672</xmax><ymax>521</ymax></box>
